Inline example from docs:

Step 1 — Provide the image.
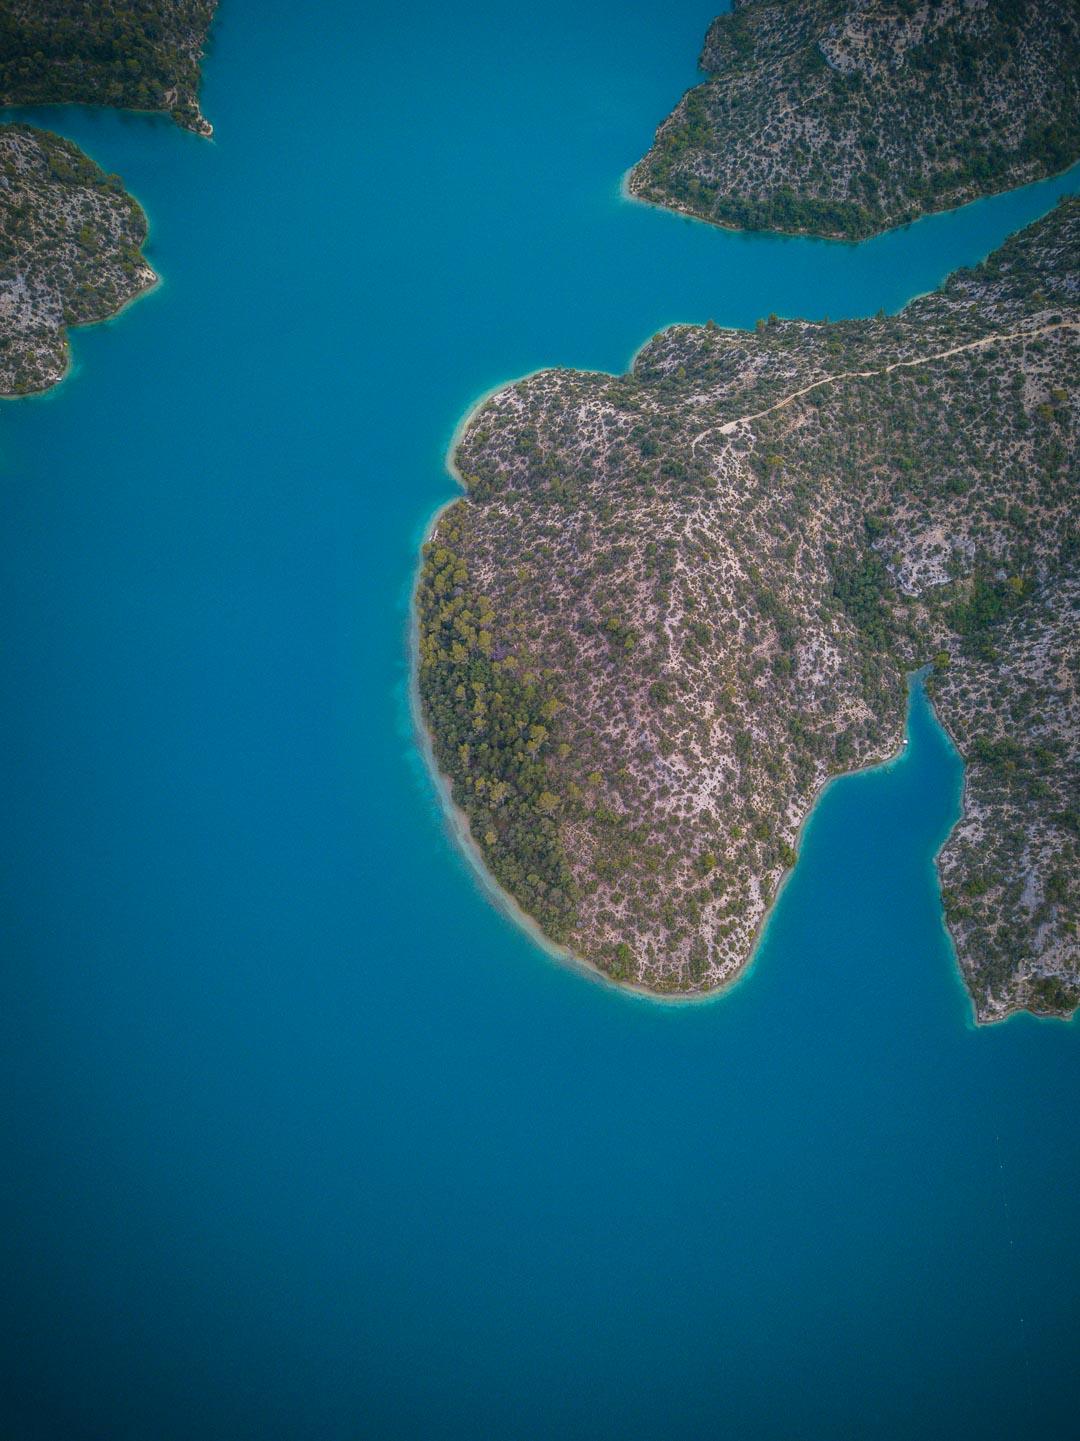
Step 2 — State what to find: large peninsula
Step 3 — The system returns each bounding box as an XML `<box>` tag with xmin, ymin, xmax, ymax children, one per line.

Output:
<box><xmin>416</xmin><ymin>199</ymin><xmax>1079</xmax><ymax>1022</ymax></box>
<box><xmin>629</xmin><ymin>0</ymin><xmax>1080</xmax><ymax>240</ymax></box>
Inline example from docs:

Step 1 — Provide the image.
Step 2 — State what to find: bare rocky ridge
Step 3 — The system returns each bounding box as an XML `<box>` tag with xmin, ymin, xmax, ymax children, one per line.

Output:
<box><xmin>416</xmin><ymin>198</ymin><xmax>1079</xmax><ymax>1021</ymax></box>
<box><xmin>628</xmin><ymin>0</ymin><xmax>1080</xmax><ymax>239</ymax></box>
<box><xmin>0</xmin><ymin>124</ymin><xmax>155</xmax><ymax>395</ymax></box>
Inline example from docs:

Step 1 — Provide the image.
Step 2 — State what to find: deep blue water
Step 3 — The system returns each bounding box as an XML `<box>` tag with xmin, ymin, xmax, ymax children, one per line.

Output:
<box><xmin>1</xmin><ymin>3</ymin><xmax>1077</xmax><ymax>1437</ymax></box>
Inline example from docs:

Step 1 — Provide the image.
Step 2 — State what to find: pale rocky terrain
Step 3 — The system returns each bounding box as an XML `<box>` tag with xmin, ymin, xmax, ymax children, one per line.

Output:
<box><xmin>0</xmin><ymin>124</ymin><xmax>155</xmax><ymax>395</ymax></box>
<box><xmin>629</xmin><ymin>0</ymin><xmax>1080</xmax><ymax>239</ymax></box>
<box><xmin>416</xmin><ymin>199</ymin><xmax>1078</xmax><ymax>1021</ymax></box>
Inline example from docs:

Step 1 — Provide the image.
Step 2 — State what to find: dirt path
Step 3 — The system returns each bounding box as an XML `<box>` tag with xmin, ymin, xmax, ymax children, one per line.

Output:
<box><xmin>709</xmin><ymin>319</ymin><xmax>1078</xmax><ymax>438</ymax></box>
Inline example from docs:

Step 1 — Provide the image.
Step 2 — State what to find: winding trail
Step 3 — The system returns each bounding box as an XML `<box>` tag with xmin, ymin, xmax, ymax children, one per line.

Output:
<box><xmin>708</xmin><ymin>319</ymin><xmax>1078</xmax><ymax>439</ymax></box>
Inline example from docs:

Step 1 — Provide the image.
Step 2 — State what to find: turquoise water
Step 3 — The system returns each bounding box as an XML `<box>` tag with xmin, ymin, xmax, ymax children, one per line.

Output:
<box><xmin>1</xmin><ymin>2</ymin><xmax>1078</xmax><ymax>1437</ymax></box>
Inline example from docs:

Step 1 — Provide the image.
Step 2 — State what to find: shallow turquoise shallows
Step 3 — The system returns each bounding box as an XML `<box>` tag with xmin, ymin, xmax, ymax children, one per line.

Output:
<box><xmin>1</xmin><ymin>3</ymin><xmax>1077</xmax><ymax>1437</ymax></box>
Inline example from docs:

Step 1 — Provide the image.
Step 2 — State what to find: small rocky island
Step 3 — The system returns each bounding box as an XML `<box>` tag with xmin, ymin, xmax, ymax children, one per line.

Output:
<box><xmin>629</xmin><ymin>0</ymin><xmax>1080</xmax><ymax>240</ymax></box>
<box><xmin>416</xmin><ymin>199</ymin><xmax>1078</xmax><ymax>1022</ymax></box>
<box><xmin>0</xmin><ymin>124</ymin><xmax>155</xmax><ymax>395</ymax></box>
<box><xmin>0</xmin><ymin>0</ymin><xmax>219</xmax><ymax>136</ymax></box>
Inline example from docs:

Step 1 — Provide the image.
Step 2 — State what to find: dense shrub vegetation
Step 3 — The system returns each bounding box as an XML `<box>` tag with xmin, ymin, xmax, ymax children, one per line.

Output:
<box><xmin>0</xmin><ymin>1</ymin><xmax>217</xmax><ymax>132</ymax></box>
<box><xmin>0</xmin><ymin>123</ymin><xmax>154</xmax><ymax>394</ymax></box>
<box><xmin>417</xmin><ymin>526</ymin><xmax>578</xmax><ymax>942</ymax></box>
<box><xmin>630</xmin><ymin>0</ymin><xmax>1080</xmax><ymax>239</ymax></box>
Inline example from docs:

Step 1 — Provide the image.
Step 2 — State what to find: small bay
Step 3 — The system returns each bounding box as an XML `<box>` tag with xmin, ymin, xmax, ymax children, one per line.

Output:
<box><xmin>1</xmin><ymin>2</ymin><xmax>1077</xmax><ymax>1437</ymax></box>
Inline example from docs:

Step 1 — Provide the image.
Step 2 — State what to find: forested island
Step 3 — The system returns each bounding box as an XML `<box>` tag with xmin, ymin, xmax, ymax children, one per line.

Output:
<box><xmin>0</xmin><ymin>2</ymin><xmax>219</xmax><ymax>395</ymax></box>
<box><xmin>0</xmin><ymin>1</ymin><xmax>218</xmax><ymax>135</ymax></box>
<box><xmin>416</xmin><ymin>199</ymin><xmax>1078</xmax><ymax>1022</ymax></box>
<box><xmin>629</xmin><ymin>0</ymin><xmax>1080</xmax><ymax>240</ymax></box>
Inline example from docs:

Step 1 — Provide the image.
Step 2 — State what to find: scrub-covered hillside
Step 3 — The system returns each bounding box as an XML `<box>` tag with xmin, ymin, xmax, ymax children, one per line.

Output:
<box><xmin>629</xmin><ymin>0</ymin><xmax>1080</xmax><ymax>239</ymax></box>
<box><xmin>0</xmin><ymin>123</ymin><xmax>154</xmax><ymax>395</ymax></box>
<box><xmin>0</xmin><ymin>0</ymin><xmax>218</xmax><ymax>135</ymax></box>
<box><xmin>416</xmin><ymin>199</ymin><xmax>1079</xmax><ymax>1022</ymax></box>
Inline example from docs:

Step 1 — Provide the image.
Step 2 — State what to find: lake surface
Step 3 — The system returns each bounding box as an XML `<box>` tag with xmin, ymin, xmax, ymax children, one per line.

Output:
<box><xmin>1</xmin><ymin>3</ymin><xmax>1077</xmax><ymax>1437</ymax></box>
